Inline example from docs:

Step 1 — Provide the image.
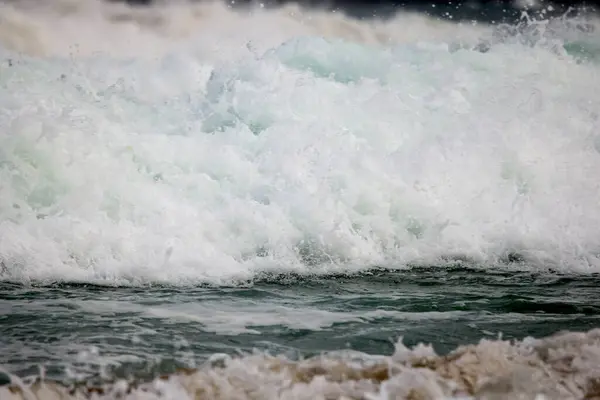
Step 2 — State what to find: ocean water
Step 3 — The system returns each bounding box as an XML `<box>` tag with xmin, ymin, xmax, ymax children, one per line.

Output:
<box><xmin>1</xmin><ymin>0</ymin><xmax>600</xmax><ymax>399</ymax></box>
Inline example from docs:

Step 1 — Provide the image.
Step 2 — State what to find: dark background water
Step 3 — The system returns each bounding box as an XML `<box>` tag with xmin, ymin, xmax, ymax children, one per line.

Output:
<box><xmin>2</xmin><ymin>268</ymin><xmax>600</xmax><ymax>384</ymax></box>
<box><xmin>111</xmin><ymin>0</ymin><xmax>600</xmax><ymax>22</ymax></box>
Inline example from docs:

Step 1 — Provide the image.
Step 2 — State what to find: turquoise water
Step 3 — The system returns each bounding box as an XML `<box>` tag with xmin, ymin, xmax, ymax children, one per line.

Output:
<box><xmin>1</xmin><ymin>1</ymin><xmax>600</xmax><ymax>398</ymax></box>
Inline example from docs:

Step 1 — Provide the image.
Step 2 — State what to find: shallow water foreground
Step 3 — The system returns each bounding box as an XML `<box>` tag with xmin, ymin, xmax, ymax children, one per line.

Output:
<box><xmin>2</xmin><ymin>326</ymin><xmax>600</xmax><ymax>399</ymax></box>
<box><xmin>2</xmin><ymin>269</ymin><xmax>600</xmax><ymax>399</ymax></box>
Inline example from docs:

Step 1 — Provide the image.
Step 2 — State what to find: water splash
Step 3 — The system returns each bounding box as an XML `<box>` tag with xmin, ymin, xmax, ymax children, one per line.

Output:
<box><xmin>0</xmin><ymin>0</ymin><xmax>600</xmax><ymax>285</ymax></box>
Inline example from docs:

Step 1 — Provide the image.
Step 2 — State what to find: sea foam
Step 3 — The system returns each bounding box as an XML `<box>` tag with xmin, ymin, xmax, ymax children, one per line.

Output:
<box><xmin>3</xmin><ymin>327</ymin><xmax>600</xmax><ymax>400</ymax></box>
<box><xmin>0</xmin><ymin>0</ymin><xmax>599</xmax><ymax>285</ymax></box>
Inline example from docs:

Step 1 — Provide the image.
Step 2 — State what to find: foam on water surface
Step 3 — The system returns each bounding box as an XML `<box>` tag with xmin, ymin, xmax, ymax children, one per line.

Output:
<box><xmin>2</xmin><ymin>328</ymin><xmax>600</xmax><ymax>399</ymax></box>
<box><xmin>0</xmin><ymin>0</ymin><xmax>600</xmax><ymax>286</ymax></box>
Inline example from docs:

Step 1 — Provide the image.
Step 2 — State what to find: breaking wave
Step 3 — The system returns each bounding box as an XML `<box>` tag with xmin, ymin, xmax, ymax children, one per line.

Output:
<box><xmin>0</xmin><ymin>0</ymin><xmax>600</xmax><ymax>285</ymax></box>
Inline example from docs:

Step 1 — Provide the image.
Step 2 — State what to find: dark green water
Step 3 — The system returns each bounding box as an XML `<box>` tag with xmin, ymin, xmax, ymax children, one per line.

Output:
<box><xmin>2</xmin><ymin>267</ymin><xmax>600</xmax><ymax>385</ymax></box>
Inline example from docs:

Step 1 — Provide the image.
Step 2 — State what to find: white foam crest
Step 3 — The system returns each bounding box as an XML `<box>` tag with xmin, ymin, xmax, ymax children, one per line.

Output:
<box><xmin>3</xmin><ymin>328</ymin><xmax>600</xmax><ymax>399</ymax></box>
<box><xmin>1</xmin><ymin>0</ymin><xmax>600</xmax><ymax>284</ymax></box>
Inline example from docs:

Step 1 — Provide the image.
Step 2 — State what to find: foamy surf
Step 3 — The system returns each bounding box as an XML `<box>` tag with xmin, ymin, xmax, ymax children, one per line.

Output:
<box><xmin>2</xmin><ymin>327</ymin><xmax>600</xmax><ymax>400</ymax></box>
<box><xmin>0</xmin><ymin>1</ymin><xmax>600</xmax><ymax>286</ymax></box>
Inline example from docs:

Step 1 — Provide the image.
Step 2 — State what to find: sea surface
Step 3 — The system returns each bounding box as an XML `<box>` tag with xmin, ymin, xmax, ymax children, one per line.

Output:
<box><xmin>1</xmin><ymin>0</ymin><xmax>600</xmax><ymax>399</ymax></box>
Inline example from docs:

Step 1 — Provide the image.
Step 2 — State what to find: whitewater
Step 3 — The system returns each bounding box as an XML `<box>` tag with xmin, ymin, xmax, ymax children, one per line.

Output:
<box><xmin>1</xmin><ymin>0</ymin><xmax>599</xmax><ymax>284</ymax></box>
<box><xmin>1</xmin><ymin>0</ymin><xmax>600</xmax><ymax>399</ymax></box>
